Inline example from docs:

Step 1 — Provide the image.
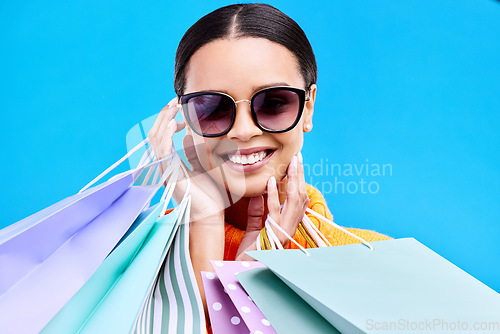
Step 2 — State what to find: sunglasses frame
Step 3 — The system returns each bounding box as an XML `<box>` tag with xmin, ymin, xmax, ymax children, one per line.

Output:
<box><xmin>179</xmin><ymin>86</ymin><xmax>310</xmax><ymax>138</ymax></box>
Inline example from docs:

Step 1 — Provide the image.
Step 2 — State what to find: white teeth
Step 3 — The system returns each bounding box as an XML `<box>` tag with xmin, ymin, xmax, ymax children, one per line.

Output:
<box><xmin>227</xmin><ymin>151</ymin><xmax>268</xmax><ymax>165</ymax></box>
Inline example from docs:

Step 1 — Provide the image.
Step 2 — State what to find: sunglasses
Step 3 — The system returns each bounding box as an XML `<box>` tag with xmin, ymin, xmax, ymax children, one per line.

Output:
<box><xmin>179</xmin><ymin>86</ymin><xmax>310</xmax><ymax>137</ymax></box>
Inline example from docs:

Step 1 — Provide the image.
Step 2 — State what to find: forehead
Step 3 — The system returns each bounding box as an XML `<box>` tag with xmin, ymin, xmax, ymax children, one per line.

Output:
<box><xmin>184</xmin><ymin>37</ymin><xmax>304</xmax><ymax>96</ymax></box>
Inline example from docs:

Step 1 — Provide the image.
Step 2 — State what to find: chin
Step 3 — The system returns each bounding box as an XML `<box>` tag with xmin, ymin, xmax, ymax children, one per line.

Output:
<box><xmin>231</xmin><ymin>182</ymin><xmax>267</xmax><ymax>199</ymax></box>
<box><xmin>216</xmin><ymin>176</ymin><xmax>268</xmax><ymax>200</ymax></box>
<box><xmin>241</xmin><ymin>184</ymin><xmax>267</xmax><ymax>198</ymax></box>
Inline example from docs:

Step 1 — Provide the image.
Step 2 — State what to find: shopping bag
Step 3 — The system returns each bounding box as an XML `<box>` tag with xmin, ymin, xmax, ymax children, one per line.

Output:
<box><xmin>0</xmin><ymin>139</ymin><xmax>168</xmax><ymax>333</ymax></box>
<box><xmin>42</xmin><ymin>154</ymin><xmax>190</xmax><ymax>333</ymax></box>
<box><xmin>0</xmin><ymin>166</ymin><xmax>140</xmax><ymax>291</ymax></box>
<box><xmin>209</xmin><ymin>260</ymin><xmax>276</xmax><ymax>334</ymax></box>
<box><xmin>245</xmin><ymin>238</ymin><xmax>500</xmax><ymax>334</ymax></box>
<box><xmin>236</xmin><ymin>267</ymin><xmax>340</xmax><ymax>333</ymax></box>
<box><xmin>131</xmin><ymin>194</ymin><xmax>206</xmax><ymax>334</ymax></box>
<box><xmin>201</xmin><ymin>270</ymin><xmax>250</xmax><ymax>334</ymax></box>
<box><xmin>40</xmin><ymin>202</ymin><xmax>174</xmax><ymax>333</ymax></box>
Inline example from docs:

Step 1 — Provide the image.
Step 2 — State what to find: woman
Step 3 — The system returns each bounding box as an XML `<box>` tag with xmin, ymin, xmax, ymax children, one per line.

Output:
<box><xmin>148</xmin><ymin>3</ymin><xmax>389</xmax><ymax>317</ymax></box>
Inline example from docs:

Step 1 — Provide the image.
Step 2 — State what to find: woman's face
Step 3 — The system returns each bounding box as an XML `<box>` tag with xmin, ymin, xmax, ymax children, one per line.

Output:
<box><xmin>183</xmin><ymin>37</ymin><xmax>316</xmax><ymax>197</ymax></box>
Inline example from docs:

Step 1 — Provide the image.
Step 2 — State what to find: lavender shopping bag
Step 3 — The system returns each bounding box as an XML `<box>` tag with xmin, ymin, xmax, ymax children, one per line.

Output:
<box><xmin>209</xmin><ymin>260</ymin><xmax>276</xmax><ymax>334</ymax></box>
<box><xmin>40</xmin><ymin>202</ymin><xmax>173</xmax><ymax>333</ymax></box>
<box><xmin>0</xmin><ymin>139</ymin><xmax>168</xmax><ymax>333</ymax></box>
<box><xmin>202</xmin><ymin>271</ymin><xmax>250</xmax><ymax>334</ymax></box>
<box><xmin>42</xmin><ymin>153</ymin><xmax>206</xmax><ymax>334</ymax></box>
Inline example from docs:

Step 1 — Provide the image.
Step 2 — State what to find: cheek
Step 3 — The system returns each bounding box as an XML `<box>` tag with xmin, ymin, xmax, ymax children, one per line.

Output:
<box><xmin>279</xmin><ymin>129</ymin><xmax>304</xmax><ymax>156</ymax></box>
<box><xmin>192</xmin><ymin>137</ymin><xmax>218</xmax><ymax>170</ymax></box>
<box><xmin>265</xmin><ymin>131</ymin><xmax>304</xmax><ymax>178</ymax></box>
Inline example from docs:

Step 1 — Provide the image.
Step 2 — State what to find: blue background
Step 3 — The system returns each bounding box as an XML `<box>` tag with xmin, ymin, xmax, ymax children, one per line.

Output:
<box><xmin>1</xmin><ymin>1</ymin><xmax>499</xmax><ymax>291</ymax></box>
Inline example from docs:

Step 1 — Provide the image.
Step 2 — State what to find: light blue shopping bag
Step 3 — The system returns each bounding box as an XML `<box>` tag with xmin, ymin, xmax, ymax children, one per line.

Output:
<box><xmin>244</xmin><ymin>238</ymin><xmax>500</xmax><ymax>334</ymax></box>
<box><xmin>237</xmin><ymin>267</ymin><xmax>340</xmax><ymax>333</ymax></box>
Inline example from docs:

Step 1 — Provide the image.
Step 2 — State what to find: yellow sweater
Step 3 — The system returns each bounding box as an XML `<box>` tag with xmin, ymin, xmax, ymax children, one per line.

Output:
<box><xmin>224</xmin><ymin>184</ymin><xmax>391</xmax><ymax>260</ymax></box>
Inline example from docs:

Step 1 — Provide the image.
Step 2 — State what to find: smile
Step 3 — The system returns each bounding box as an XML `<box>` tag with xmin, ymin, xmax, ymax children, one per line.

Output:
<box><xmin>227</xmin><ymin>151</ymin><xmax>268</xmax><ymax>165</ymax></box>
<box><xmin>219</xmin><ymin>147</ymin><xmax>276</xmax><ymax>172</ymax></box>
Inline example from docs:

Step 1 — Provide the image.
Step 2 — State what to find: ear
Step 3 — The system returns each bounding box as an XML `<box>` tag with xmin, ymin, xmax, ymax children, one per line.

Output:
<box><xmin>302</xmin><ymin>84</ymin><xmax>317</xmax><ymax>133</ymax></box>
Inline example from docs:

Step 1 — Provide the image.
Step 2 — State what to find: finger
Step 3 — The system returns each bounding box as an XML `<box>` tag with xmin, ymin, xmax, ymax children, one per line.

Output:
<box><xmin>282</xmin><ymin>155</ymin><xmax>298</xmax><ymax>213</ymax></box>
<box><xmin>148</xmin><ymin>105</ymin><xmax>167</xmax><ymax>139</ymax></box>
<box><xmin>282</xmin><ymin>155</ymin><xmax>302</xmax><ymax>229</ymax></box>
<box><xmin>150</xmin><ymin>105</ymin><xmax>180</xmax><ymax>162</ymax></box>
<box><xmin>266</xmin><ymin>176</ymin><xmax>280</xmax><ymax>223</ymax></box>
<box><xmin>151</xmin><ymin>119</ymin><xmax>176</xmax><ymax>176</ymax></box>
<box><xmin>175</xmin><ymin>121</ymin><xmax>186</xmax><ymax>133</ymax></box>
<box><xmin>286</xmin><ymin>155</ymin><xmax>299</xmax><ymax>199</ymax></box>
<box><xmin>156</xmin><ymin>104</ymin><xmax>180</xmax><ymax>141</ymax></box>
<box><xmin>236</xmin><ymin>199</ymin><xmax>263</xmax><ymax>259</ymax></box>
<box><xmin>149</xmin><ymin>100</ymin><xmax>173</xmax><ymax>138</ymax></box>
<box><xmin>156</xmin><ymin>119</ymin><xmax>177</xmax><ymax>157</ymax></box>
<box><xmin>149</xmin><ymin>97</ymin><xmax>178</xmax><ymax>138</ymax></box>
<box><xmin>297</xmin><ymin>152</ymin><xmax>310</xmax><ymax>211</ymax></box>
<box><xmin>164</xmin><ymin>98</ymin><xmax>181</xmax><ymax>123</ymax></box>
<box><xmin>247</xmin><ymin>195</ymin><xmax>264</xmax><ymax>232</ymax></box>
<box><xmin>167</xmin><ymin>96</ymin><xmax>178</xmax><ymax>108</ymax></box>
<box><xmin>183</xmin><ymin>134</ymin><xmax>204</xmax><ymax>172</ymax></box>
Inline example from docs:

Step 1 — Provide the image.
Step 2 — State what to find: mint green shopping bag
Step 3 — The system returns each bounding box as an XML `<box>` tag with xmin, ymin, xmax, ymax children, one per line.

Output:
<box><xmin>131</xmin><ymin>195</ymin><xmax>206</xmax><ymax>334</ymax></box>
<box><xmin>245</xmin><ymin>238</ymin><xmax>500</xmax><ymax>334</ymax></box>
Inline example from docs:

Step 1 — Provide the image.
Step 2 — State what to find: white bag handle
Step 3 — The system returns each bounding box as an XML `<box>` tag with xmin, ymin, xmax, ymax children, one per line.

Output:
<box><xmin>305</xmin><ymin>208</ymin><xmax>374</xmax><ymax>250</ymax></box>
<box><xmin>264</xmin><ymin>215</ymin><xmax>310</xmax><ymax>255</ymax></box>
<box><xmin>137</xmin><ymin>146</ymin><xmax>154</xmax><ymax>170</ymax></box>
<box><xmin>259</xmin><ymin>208</ymin><xmax>374</xmax><ymax>253</ymax></box>
<box><xmin>301</xmin><ymin>214</ymin><xmax>331</xmax><ymax>247</ymax></box>
<box><xmin>79</xmin><ymin>138</ymin><xmax>173</xmax><ymax>194</ymax></box>
<box><xmin>158</xmin><ymin>156</ymin><xmax>181</xmax><ymax>217</ymax></box>
<box><xmin>150</xmin><ymin>150</ymin><xmax>192</xmax><ymax>218</ymax></box>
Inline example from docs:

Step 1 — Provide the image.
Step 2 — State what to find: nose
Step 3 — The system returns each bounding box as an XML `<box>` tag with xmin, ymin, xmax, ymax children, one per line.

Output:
<box><xmin>226</xmin><ymin>100</ymin><xmax>263</xmax><ymax>141</ymax></box>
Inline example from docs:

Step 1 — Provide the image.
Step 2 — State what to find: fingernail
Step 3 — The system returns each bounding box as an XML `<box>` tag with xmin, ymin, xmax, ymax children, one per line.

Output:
<box><xmin>290</xmin><ymin>155</ymin><xmax>297</xmax><ymax>168</ymax></box>
<box><xmin>297</xmin><ymin>152</ymin><xmax>303</xmax><ymax>163</ymax></box>
<box><xmin>268</xmin><ymin>176</ymin><xmax>276</xmax><ymax>187</ymax></box>
<box><xmin>168</xmin><ymin>97</ymin><xmax>178</xmax><ymax>108</ymax></box>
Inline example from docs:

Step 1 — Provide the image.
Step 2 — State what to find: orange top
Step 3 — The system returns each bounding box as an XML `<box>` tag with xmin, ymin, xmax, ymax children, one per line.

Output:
<box><xmin>223</xmin><ymin>184</ymin><xmax>391</xmax><ymax>260</ymax></box>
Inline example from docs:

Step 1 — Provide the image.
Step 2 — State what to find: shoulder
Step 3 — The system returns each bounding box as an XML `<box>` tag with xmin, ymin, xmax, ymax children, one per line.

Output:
<box><xmin>324</xmin><ymin>227</ymin><xmax>392</xmax><ymax>247</ymax></box>
<box><xmin>304</xmin><ymin>184</ymin><xmax>392</xmax><ymax>247</ymax></box>
<box><xmin>345</xmin><ymin>228</ymin><xmax>392</xmax><ymax>242</ymax></box>
<box><xmin>306</xmin><ymin>184</ymin><xmax>332</xmax><ymax>219</ymax></box>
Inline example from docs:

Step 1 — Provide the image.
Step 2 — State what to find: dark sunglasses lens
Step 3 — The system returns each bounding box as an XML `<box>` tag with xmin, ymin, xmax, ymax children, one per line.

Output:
<box><xmin>253</xmin><ymin>89</ymin><xmax>301</xmax><ymax>131</ymax></box>
<box><xmin>184</xmin><ymin>94</ymin><xmax>234</xmax><ymax>135</ymax></box>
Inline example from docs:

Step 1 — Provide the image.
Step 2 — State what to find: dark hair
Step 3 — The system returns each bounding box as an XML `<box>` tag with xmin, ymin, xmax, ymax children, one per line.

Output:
<box><xmin>174</xmin><ymin>3</ymin><xmax>317</xmax><ymax>96</ymax></box>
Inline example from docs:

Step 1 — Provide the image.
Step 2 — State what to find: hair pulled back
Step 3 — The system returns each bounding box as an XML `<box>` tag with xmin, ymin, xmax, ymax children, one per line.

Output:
<box><xmin>174</xmin><ymin>3</ymin><xmax>317</xmax><ymax>96</ymax></box>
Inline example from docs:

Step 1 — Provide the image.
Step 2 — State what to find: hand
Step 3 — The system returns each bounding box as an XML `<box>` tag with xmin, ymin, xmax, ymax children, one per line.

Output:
<box><xmin>147</xmin><ymin>98</ymin><xmax>185</xmax><ymax>175</ymax></box>
<box><xmin>268</xmin><ymin>153</ymin><xmax>310</xmax><ymax>247</ymax></box>
<box><xmin>147</xmin><ymin>98</ymin><xmax>226</xmax><ymax>222</ymax></box>
<box><xmin>235</xmin><ymin>153</ymin><xmax>309</xmax><ymax>260</ymax></box>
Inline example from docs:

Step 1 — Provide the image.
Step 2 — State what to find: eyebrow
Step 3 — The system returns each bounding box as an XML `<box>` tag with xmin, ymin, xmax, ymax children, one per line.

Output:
<box><xmin>206</xmin><ymin>82</ymin><xmax>291</xmax><ymax>95</ymax></box>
